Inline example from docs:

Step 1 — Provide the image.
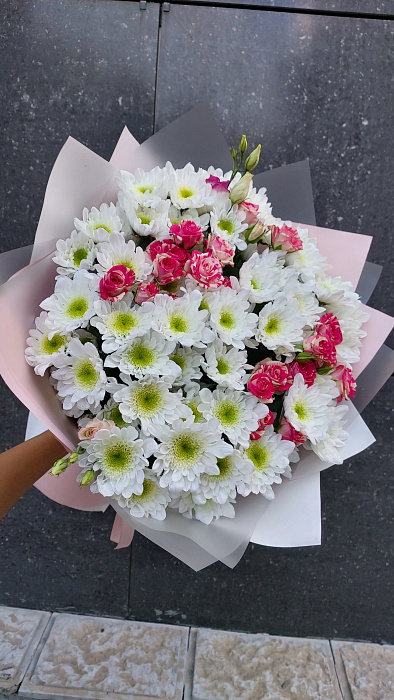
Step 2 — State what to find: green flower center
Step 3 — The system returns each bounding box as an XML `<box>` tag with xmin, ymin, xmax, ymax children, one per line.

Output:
<box><xmin>137</xmin><ymin>209</ymin><xmax>153</xmax><ymax>225</ymax></box>
<box><xmin>132</xmin><ymin>385</ymin><xmax>163</xmax><ymax>417</ymax></box>
<box><xmin>246</xmin><ymin>443</ymin><xmax>270</xmax><ymax>471</ymax></box>
<box><xmin>199</xmin><ymin>299</ymin><xmax>209</xmax><ymax>311</ymax></box>
<box><xmin>73</xmin><ymin>248</ymin><xmax>88</xmax><ymax>266</ymax></box>
<box><xmin>41</xmin><ymin>333</ymin><xmax>66</xmax><ymax>355</ymax></box>
<box><xmin>218</xmin><ymin>220</ymin><xmax>233</xmax><ymax>234</ymax></box>
<box><xmin>210</xmin><ymin>456</ymin><xmax>233</xmax><ymax>481</ymax></box>
<box><xmin>74</xmin><ymin>359</ymin><xmax>99</xmax><ymax>391</ymax></box>
<box><xmin>264</xmin><ymin>316</ymin><xmax>280</xmax><ymax>335</ymax></box>
<box><xmin>65</xmin><ymin>296</ymin><xmax>89</xmax><ymax>320</ymax></box>
<box><xmin>92</xmin><ymin>223</ymin><xmax>111</xmax><ymax>233</ymax></box>
<box><xmin>251</xmin><ymin>278</ymin><xmax>259</xmax><ymax>290</ymax></box>
<box><xmin>109</xmin><ymin>405</ymin><xmax>128</xmax><ymax>428</ymax></box>
<box><xmin>179</xmin><ymin>187</ymin><xmax>193</xmax><ymax>199</ymax></box>
<box><xmin>172</xmin><ymin>354</ymin><xmax>185</xmax><ymax>371</ymax></box>
<box><xmin>138</xmin><ymin>185</ymin><xmax>153</xmax><ymax>194</ymax></box>
<box><xmin>216</xmin><ymin>357</ymin><xmax>229</xmax><ymax>375</ymax></box>
<box><xmin>116</xmin><ymin>258</ymin><xmax>134</xmax><ymax>270</ymax></box>
<box><xmin>132</xmin><ymin>478</ymin><xmax>157</xmax><ymax>502</ymax></box>
<box><xmin>214</xmin><ymin>399</ymin><xmax>240</xmax><ymax>428</ymax></box>
<box><xmin>170</xmin><ymin>433</ymin><xmax>204</xmax><ymax>467</ymax></box>
<box><xmin>102</xmin><ymin>440</ymin><xmax>136</xmax><ymax>477</ymax></box>
<box><xmin>219</xmin><ymin>311</ymin><xmax>235</xmax><ymax>329</ymax></box>
<box><xmin>169</xmin><ymin>315</ymin><xmax>187</xmax><ymax>333</ymax></box>
<box><xmin>128</xmin><ymin>345</ymin><xmax>155</xmax><ymax>369</ymax></box>
<box><xmin>187</xmin><ymin>399</ymin><xmax>202</xmax><ymax>423</ymax></box>
<box><xmin>293</xmin><ymin>400</ymin><xmax>309</xmax><ymax>421</ymax></box>
<box><xmin>109</xmin><ymin>311</ymin><xmax>137</xmax><ymax>336</ymax></box>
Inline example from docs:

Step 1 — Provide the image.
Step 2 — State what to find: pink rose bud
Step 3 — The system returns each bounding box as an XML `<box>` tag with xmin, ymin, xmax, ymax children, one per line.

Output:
<box><xmin>271</xmin><ymin>224</ymin><xmax>303</xmax><ymax>252</ymax></box>
<box><xmin>170</xmin><ymin>220</ymin><xmax>204</xmax><ymax>249</ymax></box>
<box><xmin>100</xmin><ymin>265</ymin><xmax>136</xmax><ymax>302</ymax></box>
<box><xmin>205</xmin><ymin>174</ymin><xmax>230</xmax><ymax>192</ymax></box>
<box><xmin>316</xmin><ymin>312</ymin><xmax>343</xmax><ymax>346</ymax></box>
<box><xmin>247</xmin><ymin>370</ymin><xmax>275</xmax><ymax>402</ymax></box>
<box><xmin>249</xmin><ymin>410</ymin><xmax>275</xmax><ymax>440</ymax></box>
<box><xmin>135</xmin><ymin>281</ymin><xmax>160</xmax><ymax>304</ymax></box>
<box><xmin>204</xmin><ymin>234</ymin><xmax>235</xmax><ymax>267</ymax></box>
<box><xmin>255</xmin><ymin>359</ymin><xmax>293</xmax><ymax>391</ymax></box>
<box><xmin>303</xmin><ymin>333</ymin><xmax>337</xmax><ymax>366</ymax></box>
<box><xmin>78</xmin><ymin>418</ymin><xmax>116</xmax><ymax>441</ymax></box>
<box><xmin>246</xmin><ymin>220</ymin><xmax>266</xmax><ymax>244</ymax></box>
<box><xmin>288</xmin><ymin>359</ymin><xmax>317</xmax><ymax>387</ymax></box>
<box><xmin>153</xmin><ymin>252</ymin><xmax>184</xmax><ymax>286</ymax></box>
<box><xmin>278</xmin><ymin>418</ymin><xmax>306</xmax><ymax>446</ymax></box>
<box><xmin>222</xmin><ymin>277</ymin><xmax>233</xmax><ymax>287</ymax></box>
<box><xmin>331</xmin><ymin>365</ymin><xmax>357</xmax><ymax>402</ymax></box>
<box><xmin>148</xmin><ymin>239</ymin><xmax>190</xmax><ymax>265</ymax></box>
<box><xmin>239</xmin><ymin>201</ymin><xmax>259</xmax><ymax>226</ymax></box>
<box><xmin>186</xmin><ymin>250</ymin><xmax>224</xmax><ymax>289</ymax></box>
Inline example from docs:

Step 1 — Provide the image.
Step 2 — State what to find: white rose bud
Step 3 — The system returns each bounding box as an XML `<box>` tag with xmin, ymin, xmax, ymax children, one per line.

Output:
<box><xmin>229</xmin><ymin>172</ymin><xmax>253</xmax><ymax>205</ymax></box>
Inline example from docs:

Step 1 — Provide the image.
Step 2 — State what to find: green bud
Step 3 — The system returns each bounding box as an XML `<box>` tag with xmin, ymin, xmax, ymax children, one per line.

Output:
<box><xmin>76</xmin><ymin>446</ymin><xmax>85</xmax><ymax>454</ymax></box>
<box><xmin>317</xmin><ymin>366</ymin><xmax>332</xmax><ymax>375</ymax></box>
<box><xmin>51</xmin><ymin>458</ymin><xmax>69</xmax><ymax>476</ymax></box>
<box><xmin>229</xmin><ymin>172</ymin><xmax>253</xmax><ymax>205</ymax></box>
<box><xmin>231</xmin><ymin>147</ymin><xmax>237</xmax><ymax>161</ymax></box>
<box><xmin>245</xmin><ymin>144</ymin><xmax>261</xmax><ymax>172</ymax></box>
<box><xmin>68</xmin><ymin>451</ymin><xmax>79</xmax><ymax>463</ymax></box>
<box><xmin>239</xmin><ymin>134</ymin><xmax>247</xmax><ymax>153</ymax></box>
<box><xmin>295</xmin><ymin>352</ymin><xmax>315</xmax><ymax>362</ymax></box>
<box><xmin>80</xmin><ymin>469</ymin><xmax>95</xmax><ymax>487</ymax></box>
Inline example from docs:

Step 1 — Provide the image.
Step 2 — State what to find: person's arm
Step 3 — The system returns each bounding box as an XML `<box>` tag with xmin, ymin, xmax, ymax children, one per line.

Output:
<box><xmin>0</xmin><ymin>431</ymin><xmax>66</xmax><ymax>519</ymax></box>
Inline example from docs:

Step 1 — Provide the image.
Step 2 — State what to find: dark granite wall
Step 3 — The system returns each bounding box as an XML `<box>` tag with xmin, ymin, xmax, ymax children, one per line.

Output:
<box><xmin>0</xmin><ymin>0</ymin><xmax>393</xmax><ymax>642</ymax></box>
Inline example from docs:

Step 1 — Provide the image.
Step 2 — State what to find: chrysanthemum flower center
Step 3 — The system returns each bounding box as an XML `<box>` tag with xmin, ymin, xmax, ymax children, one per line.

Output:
<box><xmin>41</xmin><ymin>333</ymin><xmax>66</xmax><ymax>354</ymax></box>
<box><xmin>109</xmin><ymin>405</ymin><xmax>128</xmax><ymax>427</ymax></box>
<box><xmin>115</xmin><ymin>258</ymin><xmax>134</xmax><ymax>270</ymax></box>
<box><xmin>187</xmin><ymin>399</ymin><xmax>202</xmax><ymax>422</ymax></box>
<box><xmin>264</xmin><ymin>316</ymin><xmax>281</xmax><ymax>335</ymax></box>
<box><xmin>210</xmin><ymin>456</ymin><xmax>232</xmax><ymax>481</ymax></box>
<box><xmin>65</xmin><ymin>297</ymin><xmax>89</xmax><ymax>320</ymax></box>
<box><xmin>251</xmin><ymin>278</ymin><xmax>259</xmax><ymax>290</ymax></box>
<box><xmin>138</xmin><ymin>185</ymin><xmax>153</xmax><ymax>194</ymax></box>
<box><xmin>218</xmin><ymin>220</ymin><xmax>233</xmax><ymax>234</ymax></box>
<box><xmin>179</xmin><ymin>187</ymin><xmax>193</xmax><ymax>199</ymax></box>
<box><xmin>137</xmin><ymin>209</ymin><xmax>153</xmax><ymax>225</ymax></box>
<box><xmin>219</xmin><ymin>311</ymin><xmax>235</xmax><ymax>330</ymax></box>
<box><xmin>102</xmin><ymin>440</ymin><xmax>136</xmax><ymax>477</ymax></box>
<box><xmin>199</xmin><ymin>299</ymin><xmax>209</xmax><ymax>311</ymax></box>
<box><xmin>169</xmin><ymin>315</ymin><xmax>187</xmax><ymax>333</ymax></box>
<box><xmin>169</xmin><ymin>433</ymin><xmax>204</xmax><ymax>467</ymax></box>
<box><xmin>73</xmin><ymin>248</ymin><xmax>88</xmax><ymax>266</ymax></box>
<box><xmin>293</xmin><ymin>400</ymin><xmax>309</xmax><ymax>421</ymax></box>
<box><xmin>127</xmin><ymin>345</ymin><xmax>155</xmax><ymax>369</ymax></box>
<box><xmin>214</xmin><ymin>399</ymin><xmax>240</xmax><ymax>427</ymax></box>
<box><xmin>172</xmin><ymin>354</ymin><xmax>185</xmax><ymax>371</ymax></box>
<box><xmin>74</xmin><ymin>359</ymin><xmax>99</xmax><ymax>391</ymax></box>
<box><xmin>216</xmin><ymin>358</ymin><xmax>229</xmax><ymax>375</ymax></box>
<box><xmin>132</xmin><ymin>478</ymin><xmax>156</xmax><ymax>502</ymax></box>
<box><xmin>132</xmin><ymin>386</ymin><xmax>163</xmax><ymax>416</ymax></box>
<box><xmin>92</xmin><ymin>223</ymin><xmax>111</xmax><ymax>233</ymax></box>
<box><xmin>109</xmin><ymin>311</ymin><xmax>137</xmax><ymax>335</ymax></box>
<box><xmin>246</xmin><ymin>443</ymin><xmax>270</xmax><ymax>471</ymax></box>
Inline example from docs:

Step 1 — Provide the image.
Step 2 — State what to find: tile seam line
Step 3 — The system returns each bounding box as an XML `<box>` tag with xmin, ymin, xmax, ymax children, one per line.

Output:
<box><xmin>142</xmin><ymin>1</ymin><xmax>394</xmax><ymax>21</ymax></box>
<box><xmin>153</xmin><ymin>3</ymin><xmax>164</xmax><ymax>133</ymax></box>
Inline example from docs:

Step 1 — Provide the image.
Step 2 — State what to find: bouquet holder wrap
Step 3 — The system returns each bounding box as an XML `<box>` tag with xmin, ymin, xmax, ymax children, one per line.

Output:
<box><xmin>1</xmin><ymin>105</ymin><xmax>394</xmax><ymax>570</ymax></box>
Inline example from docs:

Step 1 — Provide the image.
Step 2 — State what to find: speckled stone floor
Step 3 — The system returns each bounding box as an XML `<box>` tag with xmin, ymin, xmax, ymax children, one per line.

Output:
<box><xmin>0</xmin><ymin>0</ymin><xmax>393</xmax><ymax>644</ymax></box>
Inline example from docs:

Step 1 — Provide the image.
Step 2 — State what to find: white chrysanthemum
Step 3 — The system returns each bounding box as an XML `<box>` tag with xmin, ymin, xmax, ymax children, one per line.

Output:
<box><xmin>53</xmin><ymin>230</ymin><xmax>96</xmax><ymax>276</ymax></box>
<box><xmin>198</xmin><ymin>450</ymin><xmax>254</xmax><ymax>504</ymax></box>
<box><xmin>324</xmin><ymin>292</ymin><xmax>368</xmax><ymax>365</ymax></box>
<box><xmin>50</xmin><ymin>339</ymin><xmax>108</xmax><ymax>416</ymax></box>
<box><xmin>117</xmin><ymin>167</ymin><xmax>169</xmax><ymax>207</ymax></box>
<box><xmin>95</xmin><ymin>232</ymin><xmax>152</xmax><ymax>281</ymax></box>
<box><xmin>167</xmin><ymin>162</ymin><xmax>213</xmax><ymax>210</ymax></box>
<box><xmin>74</xmin><ymin>203</ymin><xmax>123</xmax><ymax>241</ymax></box>
<box><xmin>25</xmin><ymin>312</ymin><xmax>70</xmax><ymax>376</ymax></box>
<box><xmin>152</xmin><ymin>416</ymin><xmax>233</xmax><ymax>493</ymax></box>
<box><xmin>114</xmin><ymin>469</ymin><xmax>171</xmax><ymax>520</ymax></box>
<box><xmin>77</xmin><ymin>426</ymin><xmax>156</xmax><ymax>498</ymax></box>
<box><xmin>176</xmin><ymin>491</ymin><xmax>235</xmax><ymax>525</ymax></box>
<box><xmin>240</xmin><ymin>426</ymin><xmax>294</xmax><ymax>499</ymax></box>
<box><xmin>285</xmin><ymin>278</ymin><xmax>323</xmax><ymax>327</ymax></box>
<box><xmin>201</xmin><ymin>340</ymin><xmax>250</xmax><ymax>390</ymax></box>
<box><xmin>147</xmin><ymin>290</ymin><xmax>215</xmax><ymax>348</ymax></box>
<box><xmin>105</xmin><ymin>331</ymin><xmax>180</xmax><ymax>380</ymax></box>
<box><xmin>90</xmin><ymin>298</ymin><xmax>152</xmax><ymax>352</ymax></box>
<box><xmin>40</xmin><ymin>271</ymin><xmax>99</xmax><ymax>337</ymax></box>
<box><xmin>284</xmin><ymin>374</ymin><xmax>339</xmax><ymax>444</ymax></box>
<box><xmin>169</xmin><ymin>346</ymin><xmax>203</xmax><ymax>385</ymax></box>
<box><xmin>114</xmin><ymin>375</ymin><xmax>190</xmax><ymax>433</ymax></box>
<box><xmin>183</xmin><ymin>382</ymin><xmax>205</xmax><ymax>422</ymax></box>
<box><xmin>256</xmin><ymin>295</ymin><xmax>305</xmax><ymax>355</ymax></box>
<box><xmin>306</xmin><ymin>404</ymin><xmax>349</xmax><ymax>464</ymax></box>
<box><xmin>239</xmin><ymin>250</ymin><xmax>285</xmax><ymax>304</ymax></box>
<box><xmin>198</xmin><ymin>387</ymin><xmax>268</xmax><ymax>448</ymax></box>
<box><xmin>96</xmin><ymin>397</ymin><xmax>131</xmax><ymax>428</ymax></box>
<box><xmin>208</xmin><ymin>286</ymin><xmax>258</xmax><ymax>350</ymax></box>
<box><xmin>210</xmin><ymin>202</ymin><xmax>248</xmax><ymax>250</ymax></box>
<box><xmin>286</xmin><ymin>228</ymin><xmax>330</xmax><ymax>282</ymax></box>
<box><xmin>314</xmin><ymin>274</ymin><xmax>352</xmax><ymax>304</ymax></box>
<box><xmin>121</xmin><ymin>196</ymin><xmax>170</xmax><ymax>237</ymax></box>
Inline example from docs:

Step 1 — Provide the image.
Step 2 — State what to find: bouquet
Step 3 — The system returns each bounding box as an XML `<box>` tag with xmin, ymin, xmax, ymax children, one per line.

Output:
<box><xmin>1</xmin><ymin>106</ymin><xmax>393</xmax><ymax>569</ymax></box>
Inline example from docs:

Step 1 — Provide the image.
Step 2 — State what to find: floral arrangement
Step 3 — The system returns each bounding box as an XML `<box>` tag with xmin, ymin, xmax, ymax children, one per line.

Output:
<box><xmin>25</xmin><ymin>137</ymin><xmax>367</xmax><ymax>525</ymax></box>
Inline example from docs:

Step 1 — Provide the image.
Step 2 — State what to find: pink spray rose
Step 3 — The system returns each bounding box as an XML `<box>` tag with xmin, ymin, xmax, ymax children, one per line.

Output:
<box><xmin>135</xmin><ymin>281</ymin><xmax>160</xmax><ymax>304</ymax></box>
<box><xmin>78</xmin><ymin>418</ymin><xmax>116</xmax><ymax>441</ymax></box>
<box><xmin>206</xmin><ymin>174</ymin><xmax>230</xmax><ymax>192</ymax></box>
<box><xmin>186</xmin><ymin>250</ymin><xmax>224</xmax><ymax>289</ymax></box>
<box><xmin>288</xmin><ymin>359</ymin><xmax>317</xmax><ymax>387</ymax></box>
<box><xmin>153</xmin><ymin>253</ymin><xmax>184</xmax><ymax>286</ymax></box>
<box><xmin>204</xmin><ymin>234</ymin><xmax>235</xmax><ymax>267</ymax></box>
<box><xmin>247</xmin><ymin>370</ymin><xmax>275</xmax><ymax>402</ymax></box>
<box><xmin>148</xmin><ymin>239</ymin><xmax>190</xmax><ymax>266</ymax></box>
<box><xmin>331</xmin><ymin>365</ymin><xmax>357</xmax><ymax>402</ymax></box>
<box><xmin>271</xmin><ymin>223</ymin><xmax>303</xmax><ymax>252</ymax></box>
<box><xmin>254</xmin><ymin>359</ymin><xmax>293</xmax><ymax>391</ymax></box>
<box><xmin>170</xmin><ymin>220</ymin><xmax>204</xmax><ymax>249</ymax></box>
<box><xmin>99</xmin><ymin>265</ymin><xmax>136</xmax><ymax>302</ymax></box>
<box><xmin>278</xmin><ymin>418</ymin><xmax>306</xmax><ymax>446</ymax></box>
<box><xmin>249</xmin><ymin>410</ymin><xmax>275</xmax><ymax>440</ymax></box>
<box><xmin>316</xmin><ymin>312</ymin><xmax>343</xmax><ymax>346</ymax></box>
<box><xmin>303</xmin><ymin>334</ymin><xmax>337</xmax><ymax>366</ymax></box>
<box><xmin>239</xmin><ymin>201</ymin><xmax>259</xmax><ymax>226</ymax></box>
